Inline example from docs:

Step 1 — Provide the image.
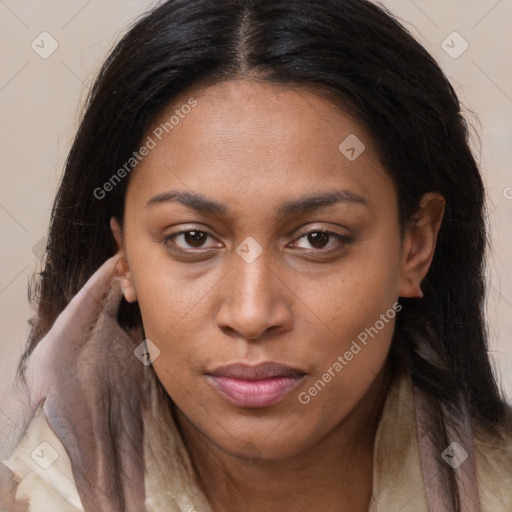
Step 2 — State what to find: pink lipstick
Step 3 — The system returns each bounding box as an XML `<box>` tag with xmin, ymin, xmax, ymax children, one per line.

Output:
<box><xmin>207</xmin><ymin>362</ymin><xmax>305</xmax><ymax>408</ymax></box>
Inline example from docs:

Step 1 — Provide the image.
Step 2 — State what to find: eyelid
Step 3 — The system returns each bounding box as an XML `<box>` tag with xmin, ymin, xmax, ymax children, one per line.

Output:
<box><xmin>293</xmin><ymin>223</ymin><xmax>350</xmax><ymax>237</ymax></box>
<box><xmin>292</xmin><ymin>221</ymin><xmax>351</xmax><ymax>239</ymax></box>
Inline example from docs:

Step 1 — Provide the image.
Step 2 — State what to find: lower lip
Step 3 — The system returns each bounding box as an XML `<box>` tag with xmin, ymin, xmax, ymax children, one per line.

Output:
<box><xmin>208</xmin><ymin>375</ymin><xmax>304</xmax><ymax>408</ymax></box>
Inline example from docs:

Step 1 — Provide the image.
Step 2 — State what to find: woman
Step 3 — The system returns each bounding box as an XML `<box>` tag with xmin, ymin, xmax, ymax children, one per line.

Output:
<box><xmin>1</xmin><ymin>0</ymin><xmax>511</xmax><ymax>510</ymax></box>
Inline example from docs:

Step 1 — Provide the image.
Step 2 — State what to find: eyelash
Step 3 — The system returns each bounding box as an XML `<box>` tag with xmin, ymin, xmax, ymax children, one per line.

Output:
<box><xmin>163</xmin><ymin>228</ymin><xmax>350</xmax><ymax>254</ymax></box>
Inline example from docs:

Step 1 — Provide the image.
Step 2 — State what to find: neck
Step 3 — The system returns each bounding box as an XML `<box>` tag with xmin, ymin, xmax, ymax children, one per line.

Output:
<box><xmin>176</xmin><ymin>364</ymin><xmax>392</xmax><ymax>512</ymax></box>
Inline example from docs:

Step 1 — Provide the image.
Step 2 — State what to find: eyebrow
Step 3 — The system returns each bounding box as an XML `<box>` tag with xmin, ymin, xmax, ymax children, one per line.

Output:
<box><xmin>145</xmin><ymin>189</ymin><xmax>368</xmax><ymax>218</ymax></box>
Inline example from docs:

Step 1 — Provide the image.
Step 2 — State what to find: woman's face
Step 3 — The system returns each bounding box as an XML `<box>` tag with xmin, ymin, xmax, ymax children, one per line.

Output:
<box><xmin>115</xmin><ymin>79</ymin><xmax>431</xmax><ymax>460</ymax></box>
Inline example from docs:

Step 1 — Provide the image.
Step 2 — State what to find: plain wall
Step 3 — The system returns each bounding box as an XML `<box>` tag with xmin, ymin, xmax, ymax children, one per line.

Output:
<box><xmin>1</xmin><ymin>0</ymin><xmax>511</xmax><ymax>459</ymax></box>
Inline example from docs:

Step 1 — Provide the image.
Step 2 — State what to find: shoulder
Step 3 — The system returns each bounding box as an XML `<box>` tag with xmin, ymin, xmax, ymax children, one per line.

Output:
<box><xmin>474</xmin><ymin>420</ymin><xmax>512</xmax><ymax>511</ymax></box>
<box><xmin>0</xmin><ymin>404</ymin><xmax>84</xmax><ymax>512</ymax></box>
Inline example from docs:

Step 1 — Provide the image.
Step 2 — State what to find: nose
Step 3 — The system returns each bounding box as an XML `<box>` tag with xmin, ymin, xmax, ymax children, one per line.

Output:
<box><xmin>215</xmin><ymin>250</ymin><xmax>293</xmax><ymax>341</ymax></box>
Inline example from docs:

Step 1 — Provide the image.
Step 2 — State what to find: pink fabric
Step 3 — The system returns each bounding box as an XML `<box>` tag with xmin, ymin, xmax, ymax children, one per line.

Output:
<box><xmin>24</xmin><ymin>253</ymin><xmax>147</xmax><ymax>511</ymax></box>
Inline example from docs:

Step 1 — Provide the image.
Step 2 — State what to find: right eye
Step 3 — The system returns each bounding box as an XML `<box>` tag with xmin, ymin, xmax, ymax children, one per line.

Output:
<box><xmin>164</xmin><ymin>229</ymin><xmax>223</xmax><ymax>252</ymax></box>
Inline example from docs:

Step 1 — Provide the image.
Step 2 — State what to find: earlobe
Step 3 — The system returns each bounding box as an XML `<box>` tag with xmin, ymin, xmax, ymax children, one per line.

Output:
<box><xmin>398</xmin><ymin>192</ymin><xmax>445</xmax><ymax>298</ymax></box>
<box><xmin>110</xmin><ymin>217</ymin><xmax>138</xmax><ymax>303</ymax></box>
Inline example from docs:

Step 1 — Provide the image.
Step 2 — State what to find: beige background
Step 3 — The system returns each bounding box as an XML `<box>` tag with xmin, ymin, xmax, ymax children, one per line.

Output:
<box><xmin>1</xmin><ymin>0</ymin><xmax>511</xmax><ymax>458</ymax></box>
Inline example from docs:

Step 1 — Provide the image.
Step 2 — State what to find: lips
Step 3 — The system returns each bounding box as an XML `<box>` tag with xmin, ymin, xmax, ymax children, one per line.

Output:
<box><xmin>207</xmin><ymin>362</ymin><xmax>306</xmax><ymax>408</ymax></box>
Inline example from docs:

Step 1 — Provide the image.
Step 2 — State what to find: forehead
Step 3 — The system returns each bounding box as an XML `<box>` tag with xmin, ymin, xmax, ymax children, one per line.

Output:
<box><xmin>126</xmin><ymin>79</ymin><xmax>395</xmax><ymax>218</ymax></box>
<box><xmin>155</xmin><ymin>79</ymin><xmax>370</xmax><ymax>159</ymax></box>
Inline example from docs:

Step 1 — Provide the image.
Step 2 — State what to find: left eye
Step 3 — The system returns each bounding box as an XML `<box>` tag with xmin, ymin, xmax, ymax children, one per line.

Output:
<box><xmin>292</xmin><ymin>230</ymin><xmax>348</xmax><ymax>250</ymax></box>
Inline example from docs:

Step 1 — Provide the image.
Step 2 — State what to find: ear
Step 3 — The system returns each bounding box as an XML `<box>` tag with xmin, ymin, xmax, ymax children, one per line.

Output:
<box><xmin>110</xmin><ymin>217</ymin><xmax>137</xmax><ymax>303</ymax></box>
<box><xmin>398</xmin><ymin>192</ymin><xmax>445</xmax><ymax>298</ymax></box>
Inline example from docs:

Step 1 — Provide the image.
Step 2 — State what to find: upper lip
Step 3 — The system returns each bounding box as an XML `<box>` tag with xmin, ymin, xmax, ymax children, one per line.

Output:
<box><xmin>208</xmin><ymin>362</ymin><xmax>306</xmax><ymax>380</ymax></box>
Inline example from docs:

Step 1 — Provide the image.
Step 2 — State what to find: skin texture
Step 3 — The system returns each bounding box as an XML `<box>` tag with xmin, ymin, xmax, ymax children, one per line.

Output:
<box><xmin>111</xmin><ymin>79</ymin><xmax>445</xmax><ymax>512</ymax></box>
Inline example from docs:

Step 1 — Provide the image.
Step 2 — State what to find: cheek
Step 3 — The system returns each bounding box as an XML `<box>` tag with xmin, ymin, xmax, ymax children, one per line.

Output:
<box><xmin>295</xmin><ymin>264</ymin><xmax>399</xmax><ymax>436</ymax></box>
<box><xmin>128</xmin><ymin>253</ymin><xmax>224</xmax><ymax>387</ymax></box>
<box><xmin>134</xmin><ymin>273</ymin><xmax>203</xmax><ymax>352</ymax></box>
<box><xmin>127</xmin><ymin>239</ymin><xmax>215</xmax><ymax>333</ymax></box>
<box><xmin>299</xmin><ymin>236</ymin><xmax>401</xmax><ymax>401</ymax></box>
<box><xmin>303</xmin><ymin>286</ymin><xmax>397</xmax><ymax>409</ymax></box>
<box><xmin>314</xmin><ymin>240</ymin><xmax>401</xmax><ymax>345</ymax></box>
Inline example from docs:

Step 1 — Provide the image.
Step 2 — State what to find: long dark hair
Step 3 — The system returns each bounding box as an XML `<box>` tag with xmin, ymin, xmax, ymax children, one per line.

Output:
<box><xmin>18</xmin><ymin>0</ymin><xmax>511</xmax><ymax>509</ymax></box>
